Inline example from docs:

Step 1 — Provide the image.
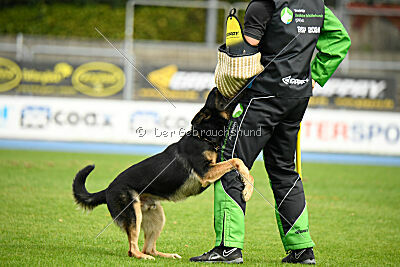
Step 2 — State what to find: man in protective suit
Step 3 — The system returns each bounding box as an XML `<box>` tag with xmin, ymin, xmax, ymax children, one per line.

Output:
<box><xmin>190</xmin><ymin>0</ymin><xmax>351</xmax><ymax>264</ymax></box>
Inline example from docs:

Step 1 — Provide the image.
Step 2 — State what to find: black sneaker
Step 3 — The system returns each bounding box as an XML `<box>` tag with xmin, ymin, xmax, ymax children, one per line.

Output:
<box><xmin>282</xmin><ymin>247</ymin><xmax>316</xmax><ymax>264</ymax></box>
<box><xmin>190</xmin><ymin>246</ymin><xmax>243</xmax><ymax>264</ymax></box>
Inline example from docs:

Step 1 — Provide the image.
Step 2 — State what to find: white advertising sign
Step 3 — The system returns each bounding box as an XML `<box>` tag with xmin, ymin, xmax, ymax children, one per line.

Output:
<box><xmin>0</xmin><ymin>96</ymin><xmax>399</xmax><ymax>155</ymax></box>
<box><xmin>302</xmin><ymin>109</ymin><xmax>400</xmax><ymax>155</ymax></box>
<box><xmin>0</xmin><ymin>96</ymin><xmax>200</xmax><ymax>145</ymax></box>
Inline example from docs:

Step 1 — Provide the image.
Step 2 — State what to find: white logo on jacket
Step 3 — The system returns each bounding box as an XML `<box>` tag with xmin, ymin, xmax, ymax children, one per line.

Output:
<box><xmin>282</xmin><ymin>76</ymin><xmax>309</xmax><ymax>86</ymax></box>
<box><xmin>308</xmin><ymin>26</ymin><xmax>320</xmax><ymax>33</ymax></box>
<box><xmin>297</xmin><ymin>26</ymin><xmax>306</xmax><ymax>33</ymax></box>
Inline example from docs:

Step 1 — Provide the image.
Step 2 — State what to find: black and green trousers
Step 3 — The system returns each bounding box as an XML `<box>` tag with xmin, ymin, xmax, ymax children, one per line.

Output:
<box><xmin>214</xmin><ymin>90</ymin><xmax>315</xmax><ymax>251</ymax></box>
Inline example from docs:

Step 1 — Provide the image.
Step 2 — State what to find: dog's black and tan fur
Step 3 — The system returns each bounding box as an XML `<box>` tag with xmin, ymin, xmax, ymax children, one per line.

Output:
<box><xmin>72</xmin><ymin>88</ymin><xmax>254</xmax><ymax>260</ymax></box>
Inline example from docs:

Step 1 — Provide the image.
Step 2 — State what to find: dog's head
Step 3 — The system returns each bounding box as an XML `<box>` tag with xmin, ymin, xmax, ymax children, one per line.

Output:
<box><xmin>192</xmin><ymin>87</ymin><xmax>232</xmax><ymax>126</ymax></box>
<box><xmin>191</xmin><ymin>88</ymin><xmax>233</xmax><ymax>125</ymax></box>
<box><xmin>191</xmin><ymin>88</ymin><xmax>235</xmax><ymax>144</ymax></box>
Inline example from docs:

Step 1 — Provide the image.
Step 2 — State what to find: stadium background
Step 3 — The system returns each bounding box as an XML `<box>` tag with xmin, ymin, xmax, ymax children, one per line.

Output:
<box><xmin>0</xmin><ymin>0</ymin><xmax>399</xmax><ymax>266</ymax></box>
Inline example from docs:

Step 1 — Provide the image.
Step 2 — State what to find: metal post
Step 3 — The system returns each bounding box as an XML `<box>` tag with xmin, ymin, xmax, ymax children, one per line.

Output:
<box><xmin>16</xmin><ymin>33</ymin><xmax>23</xmax><ymax>61</ymax></box>
<box><xmin>124</xmin><ymin>0</ymin><xmax>233</xmax><ymax>100</ymax></box>
<box><xmin>336</xmin><ymin>0</ymin><xmax>350</xmax><ymax>74</ymax></box>
<box><xmin>206</xmin><ymin>0</ymin><xmax>218</xmax><ymax>47</ymax></box>
<box><xmin>124</xmin><ymin>0</ymin><xmax>135</xmax><ymax>100</ymax></box>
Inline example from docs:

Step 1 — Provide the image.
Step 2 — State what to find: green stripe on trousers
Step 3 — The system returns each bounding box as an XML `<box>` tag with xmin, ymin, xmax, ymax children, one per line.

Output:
<box><xmin>214</xmin><ymin>180</ymin><xmax>245</xmax><ymax>249</ymax></box>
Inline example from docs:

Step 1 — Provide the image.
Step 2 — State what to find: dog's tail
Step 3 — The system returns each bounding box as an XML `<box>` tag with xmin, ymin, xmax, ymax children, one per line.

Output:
<box><xmin>72</xmin><ymin>165</ymin><xmax>106</xmax><ymax>210</ymax></box>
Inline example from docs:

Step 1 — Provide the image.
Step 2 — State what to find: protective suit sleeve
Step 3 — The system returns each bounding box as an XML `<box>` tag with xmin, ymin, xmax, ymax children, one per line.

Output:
<box><xmin>243</xmin><ymin>0</ymin><xmax>274</xmax><ymax>40</ymax></box>
<box><xmin>311</xmin><ymin>6</ymin><xmax>351</xmax><ymax>87</ymax></box>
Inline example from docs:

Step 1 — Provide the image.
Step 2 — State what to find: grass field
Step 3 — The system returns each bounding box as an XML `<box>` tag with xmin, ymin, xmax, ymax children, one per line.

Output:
<box><xmin>0</xmin><ymin>149</ymin><xmax>399</xmax><ymax>266</ymax></box>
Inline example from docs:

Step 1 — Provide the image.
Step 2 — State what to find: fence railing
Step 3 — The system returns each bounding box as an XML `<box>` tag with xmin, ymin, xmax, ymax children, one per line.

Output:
<box><xmin>0</xmin><ymin>1</ymin><xmax>399</xmax><ymax>101</ymax></box>
<box><xmin>123</xmin><ymin>0</ymin><xmax>242</xmax><ymax>100</ymax></box>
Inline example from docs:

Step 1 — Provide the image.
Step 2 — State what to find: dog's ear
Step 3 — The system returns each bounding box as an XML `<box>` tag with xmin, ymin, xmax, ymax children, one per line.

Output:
<box><xmin>213</xmin><ymin>88</ymin><xmax>230</xmax><ymax>111</ymax></box>
<box><xmin>191</xmin><ymin>108</ymin><xmax>211</xmax><ymax>125</ymax></box>
<box><xmin>204</xmin><ymin>88</ymin><xmax>217</xmax><ymax>110</ymax></box>
<box><xmin>204</xmin><ymin>87</ymin><xmax>229</xmax><ymax>111</ymax></box>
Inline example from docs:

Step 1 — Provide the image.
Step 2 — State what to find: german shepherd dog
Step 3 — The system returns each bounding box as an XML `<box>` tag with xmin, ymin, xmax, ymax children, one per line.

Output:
<box><xmin>72</xmin><ymin>88</ymin><xmax>254</xmax><ymax>260</ymax></box>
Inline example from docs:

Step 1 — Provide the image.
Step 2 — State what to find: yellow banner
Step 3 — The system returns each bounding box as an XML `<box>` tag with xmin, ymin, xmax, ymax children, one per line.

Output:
<box><xmin>0</xmin><ymin>57</ymin><xmax>125</xmax><ymax>97</ymax></box>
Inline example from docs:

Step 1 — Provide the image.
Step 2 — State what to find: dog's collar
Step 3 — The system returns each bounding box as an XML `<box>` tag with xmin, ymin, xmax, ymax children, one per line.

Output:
<box><xmin>189</xmin><ymin>127</ymin><xmax>221</xmax><ymax>152</ymax></box>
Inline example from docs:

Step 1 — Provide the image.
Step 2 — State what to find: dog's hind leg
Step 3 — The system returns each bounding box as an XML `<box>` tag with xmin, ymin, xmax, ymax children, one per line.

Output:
<box><xmin>141</xmin><ymin>202</ymin><xmax>181</xmax><ymax>259</ymax></box>
<box><xmin>126</xmin><ymin>201</ymin><xmax>155</xmax><ymax>260</ymax></box>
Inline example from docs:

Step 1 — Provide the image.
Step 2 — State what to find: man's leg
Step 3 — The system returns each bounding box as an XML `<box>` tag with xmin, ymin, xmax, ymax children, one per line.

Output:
<box><xmin>191</xmin><ymin>95</ymin><xmax>276</xmax><ymax>263</ymax></box>
<box><xmin>215</xmin><ymin>96</ymin><xmax>279</xmax><ymax>249</ymax></box>
<box><xmin>263</xmin><ymin>98</ymin><xmax>315</xmax><ymax>263</ymax></box>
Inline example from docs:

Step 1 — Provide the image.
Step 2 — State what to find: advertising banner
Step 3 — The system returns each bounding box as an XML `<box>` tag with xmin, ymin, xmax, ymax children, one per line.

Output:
<box><xmin>0</xmin><ymin>57</ymin><xmax>125</xmax><ymax>98</ymax></box>
<box><xmin>136</xmin><ymin>64</ymin><xmax>398</xmax><ymax>111</ymax></box>
<box><xmin>0</xmin><ymin>96</ymin><xmax>399</xmax><ymax>155</ymax></box>
<box><xmin>311</xmin><ymin>76</ymin><xmax>397</xmax><ymax>111</ymax></box>
<box><xmin>135</xmin><ymin>64</ymin><xmax>214</xmax><ymax>102</ymax></box>
<box><xmin>1</xmin><ymin>56</ymin><xmax>397</xmax><ymax>111</ymax></box>
<box><xmin>301</xmin><ymin>109</ymin><xmax>400</xmax><ymax>155</ymax></box>
<box><xmin>0</xmin><ymin>96</ymin><xmax>196</xmax><ymax>145</ymax></box>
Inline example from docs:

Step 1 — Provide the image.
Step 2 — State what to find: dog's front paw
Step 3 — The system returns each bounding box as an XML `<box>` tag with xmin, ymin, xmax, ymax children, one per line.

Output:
<box><xmin>242</xmin><ymin>177</ymin><xmax>254</xmax><ymax>202</ymax></box>
<box><xmin>242</xmin><ymin>186</ymin><xmax>252</xmax><ymax>202</ymax></box>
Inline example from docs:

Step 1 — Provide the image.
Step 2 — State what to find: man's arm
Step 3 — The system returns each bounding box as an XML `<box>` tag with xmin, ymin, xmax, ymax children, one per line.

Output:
<box><xmin>243</xmin><ymin>0</ymin><xmax>274</xmax><ymax>46</ymax></box>
<box><xmin>311</xmin><ymin>6</ymin><xmax>351</xmax><ymax>87</ymax></box>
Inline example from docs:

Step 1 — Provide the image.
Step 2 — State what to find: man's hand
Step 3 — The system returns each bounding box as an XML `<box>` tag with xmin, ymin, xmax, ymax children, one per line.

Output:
<box><xmin>312</xmin><ymin>79</ymin><xmax>316</xmax><ymax>89</ymax></box>
<box><xmin>244</xmin><ymin>35</ymin><xmax>260</xmax><ymax>46</ymax></box>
